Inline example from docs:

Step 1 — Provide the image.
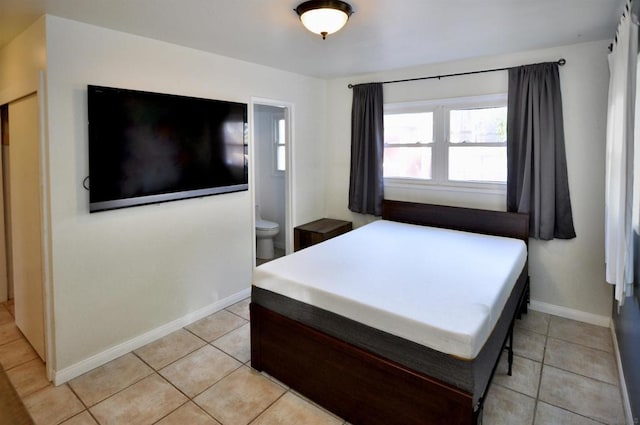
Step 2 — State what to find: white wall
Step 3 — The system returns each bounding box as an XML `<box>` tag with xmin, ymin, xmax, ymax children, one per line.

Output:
<box><xmin>43</xmin><ymin>15</ymin><xmax>326</xmax><ymax>374</ymax></box>
<box><xmin>0</xmin><ymin>17</ymin><xmax>48</xmax><ymax>353</ymax></box>
<box><xmin>0</xmin><ymin>17</ymin><xmax>46</xmax><ymax>105</ymax></box>
<box><xmin>325</xmin><ymin>40</ymin><xmax>613</xmax><ymax>320</ymax></box>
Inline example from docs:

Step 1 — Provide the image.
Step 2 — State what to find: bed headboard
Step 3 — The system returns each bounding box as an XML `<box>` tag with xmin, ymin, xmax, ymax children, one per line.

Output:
<box><xmin>382</xmin><ymin>200</ymin><xmax>529</xmax><ymax>243</ymax></box>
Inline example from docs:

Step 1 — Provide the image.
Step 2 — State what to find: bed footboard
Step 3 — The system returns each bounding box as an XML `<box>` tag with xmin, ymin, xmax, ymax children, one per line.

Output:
<box><xmin>250</xmin><ymin>303</ymin><xmax>475</xmax><ymax>425</ymax></box>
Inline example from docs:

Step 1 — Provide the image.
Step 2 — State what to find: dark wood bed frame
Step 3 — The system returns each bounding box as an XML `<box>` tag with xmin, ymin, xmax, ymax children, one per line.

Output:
<box><xmin>251</xmin><ymin>200</ymin><xmax>529</xmax><ymax>425</ymax></box>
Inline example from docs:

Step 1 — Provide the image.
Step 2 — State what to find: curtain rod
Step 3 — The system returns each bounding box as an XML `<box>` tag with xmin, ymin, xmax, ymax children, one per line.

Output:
<box><xmin>347</xmin><ymin>58</ymin><xmax>566</xmax><ymax>89</ymax></box>
<box><xmin>609</xmin><ymin>0</ymin><xmax>632</xmax><ymax>52</ymax></box>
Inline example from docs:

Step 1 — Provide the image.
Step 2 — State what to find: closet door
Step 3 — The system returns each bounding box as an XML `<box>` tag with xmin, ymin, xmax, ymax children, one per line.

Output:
<box><xmin>9</xmin><ymin>93</ymin><xmax>45</xmax><ymax>360</ymax></box>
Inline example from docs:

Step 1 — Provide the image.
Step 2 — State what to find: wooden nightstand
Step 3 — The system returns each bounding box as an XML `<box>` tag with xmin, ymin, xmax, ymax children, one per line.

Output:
<box><xmin>294</xmin><ymin>218</ymin><xmax>353</xmax><ymax>251</ymax></box>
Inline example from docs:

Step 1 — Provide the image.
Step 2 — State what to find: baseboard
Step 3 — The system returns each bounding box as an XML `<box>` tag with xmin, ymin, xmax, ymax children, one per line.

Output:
<box><xmin>610</xmin><ymin>321</ymin><xmax>635</xmax><ymax>425</ymax></box>
<box><xmin>529</xmin><ymin>300</ymin><xmax>611</xmax><ymax>328</ymax></box>
<box><xmin>53</xmin><ymin>287</ymin><xmax>251</xmax><ymax>386</ymax></box>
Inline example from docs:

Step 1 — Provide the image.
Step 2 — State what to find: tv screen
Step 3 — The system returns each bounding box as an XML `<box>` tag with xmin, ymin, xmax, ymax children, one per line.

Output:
<box><xmin>87</xmin><ymin>85</ymin><xmax>248</xmax><ymax>212</ymax></box>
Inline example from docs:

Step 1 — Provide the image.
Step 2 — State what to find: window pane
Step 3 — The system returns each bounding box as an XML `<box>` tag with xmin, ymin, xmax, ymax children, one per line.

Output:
<box><xmin>277</xmin><ymin>119</ymin><xmax>285</xmax><ymax>145</ymax></box>
<box><xmin>383</xmin><ymin>146</ymin><xmax>431</xmax><ymax>179</ymax></box>
<box><xmin>276</xmin><ymin>146</ymin><xmax>285</xmax><ymax>171</ymax></box>
<box><xmin>448</xmin><ymin>146</ymin><xmax>506</xmax><ymax>182</ymax></box>
<box><xmin>449</xmin><ymin>107</ymin><xmax>506</xmax><ymax>144</ymax></box>
<box><xmin>384</xmin><ymin>112</ymin><xmax>433</xmax><ymax>144</ymax></box>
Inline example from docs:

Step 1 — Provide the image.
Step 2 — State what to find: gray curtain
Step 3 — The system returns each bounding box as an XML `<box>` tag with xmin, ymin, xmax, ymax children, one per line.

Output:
<box><xmin>507</xmin><ymin>62</ymin><xmax>576</xmax><ymax>240</ymax></box>
<box><xmin>348</xmin><ymin>83</ymin><xmax>384</xmax><ymax>216</ymax></box>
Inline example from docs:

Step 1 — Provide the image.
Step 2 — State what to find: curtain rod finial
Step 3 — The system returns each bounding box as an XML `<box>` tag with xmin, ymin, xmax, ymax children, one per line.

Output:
<box><xmin>348</xmin><ymin>83</ymin><xmax>354</xmax><ymax>89</ymax></box>
<box><xmin>558</xmin><ymin>58</ymin><xmax>566</xmax><ymax>66</ymax></box>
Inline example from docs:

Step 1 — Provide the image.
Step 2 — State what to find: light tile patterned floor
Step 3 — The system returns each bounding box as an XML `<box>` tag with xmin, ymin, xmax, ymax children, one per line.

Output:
<box><xmin>0</xmin><ymin>300</ymin><xmax>627</xmax><ymax>425</ymax></box>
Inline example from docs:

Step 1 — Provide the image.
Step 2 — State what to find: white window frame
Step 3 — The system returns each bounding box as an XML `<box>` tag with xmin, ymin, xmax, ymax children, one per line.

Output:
<box><xmin>273</xmin><ymin>116</ymin><xmax>286</xmax><ymax>174</ymax></box>
<box><xmin>384</xmin><ymin>94</ymin><xmax>507</xmax><ymax>194</ymax></box>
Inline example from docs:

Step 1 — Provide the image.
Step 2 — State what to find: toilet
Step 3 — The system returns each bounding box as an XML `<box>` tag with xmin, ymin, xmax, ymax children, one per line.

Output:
<box><xmin>255</xmin><ymin>206</ymin><xmax>280</xmax><ymax>260</ymax></box>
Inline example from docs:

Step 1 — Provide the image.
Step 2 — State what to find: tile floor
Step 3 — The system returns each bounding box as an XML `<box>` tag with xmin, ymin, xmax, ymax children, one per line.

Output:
<box><xmin>0</xmin><ymin>299</ymin><xmax>628</xmax><ymax>425</ymax></box>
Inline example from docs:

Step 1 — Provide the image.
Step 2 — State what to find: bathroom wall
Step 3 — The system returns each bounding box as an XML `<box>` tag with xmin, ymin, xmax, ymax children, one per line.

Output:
<box><xmin>254</xmin><ymin>104</ymin><xmax>286</xmax><ymax>250</ymax></box>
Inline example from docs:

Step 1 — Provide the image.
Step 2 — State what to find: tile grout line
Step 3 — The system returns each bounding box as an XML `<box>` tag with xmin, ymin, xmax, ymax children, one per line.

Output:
<box><xmin>63</xmin><ymin>382</ymin><xmax>103</xmax><ymax>425</ymax></box>
<box><xmin>1</xmin><ymin>340</ymin><xmax>41</xmax><ymax>373</ymax></box>
<box><xmin>504</xmin><ymin>312</ymin><xmax>617</xmax><ymax>424</ymax></box>
<box><xmin>538</xmin><ymin>316</ymin><xmax>617</xmax><ymax>425</ymax></box>
<box><xmin>547</xmin><ymin>334</ymin><xmax>615</xmax><ymax>356</ymax></box>
<box><xmin>89</xmin><ymin>349</ymin><xmax>240</xmax><ymax>425</ymax></box>
<box><xmin>183</xmin><ymin>314</ymin><xmax>249</xmax><ymax>346</ymax></box>
<box><xmin>110</xmin><ymin>305</ymin><xmax>250</xmax><ymax>422</ymax></box>
<box><xmin>530</xmin><ymin>315</ymin><xmax>550</xmax><ymax>425</ymax></box>
<box><xmin>74</xmin><ymin>351</ymin><xmax>156</xmax><ymax>409</ymax></box>
<box><xmin>133</xmin><ymin>326</ymin><xmax>247</xmax><ymax>424</ymax></box>
<box><xmin>224</xmin><ymin>303</ymin><xmax>251</xmax><ymax>321</ymax></box>
<box><xmin>188</xmin><ymin>364</ymin><xmax>275</xmax><ymax>425</ymax></box>
<box><xmin>542</xmin><ymin>363</ymin><xmax>622</xmax><ymax>388</ymax></box>
<box><xmin>149</xmin><ymin>399</ymin><xmax>191</xmax><ymax>425</ymax></box>
<box><xmin>246</xmin><ymin>389</ymin><xmax>290</xmax><ymax>425</ymax></box>
<box><xmin>543</xmin><ymin>317</ymin><xmax>622</xmax><ymax>383</ymax></box>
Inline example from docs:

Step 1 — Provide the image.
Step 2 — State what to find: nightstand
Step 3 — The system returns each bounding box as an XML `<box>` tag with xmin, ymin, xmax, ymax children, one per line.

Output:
<box><xmin>294</xmin><ymin>218</ymin><xmax>353</xmax><ymax>251</ymax></box>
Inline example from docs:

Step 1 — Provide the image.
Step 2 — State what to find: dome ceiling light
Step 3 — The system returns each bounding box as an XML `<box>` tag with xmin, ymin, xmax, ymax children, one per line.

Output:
<box><xmin>294</xmin><ymin>0</ymin><xmax>354</xmax><ymax>40</ymax></box>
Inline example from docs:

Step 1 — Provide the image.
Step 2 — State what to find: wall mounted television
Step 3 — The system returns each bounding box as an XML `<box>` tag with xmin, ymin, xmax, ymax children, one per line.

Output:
<box><xmin>87</xmin><ymin>85</ymin><xmax>248</xmax><ymax>213</ymax></box>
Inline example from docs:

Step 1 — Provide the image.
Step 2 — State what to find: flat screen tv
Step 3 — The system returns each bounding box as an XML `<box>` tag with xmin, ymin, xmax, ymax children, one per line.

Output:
<box><xmin>87</xmin><ymin>85</ymin><xmax>248</xmax><ymax>212</ymax></box>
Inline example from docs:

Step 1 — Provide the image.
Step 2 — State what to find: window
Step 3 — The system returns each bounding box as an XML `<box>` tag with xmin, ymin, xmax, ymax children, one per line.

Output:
<box><xmin>383</xmin><ymin>95</ymin><xmax>507</xmax><ymax>187</ymax></box>
<box><xmin>383</xmin><ymin>112</ymin><xmax>433</xmax><ymax>179</ymax></box>
<box><xmin>275</xmin><ymin>118</ymin><xmax>286</xmax><ymax>172</ymax></box>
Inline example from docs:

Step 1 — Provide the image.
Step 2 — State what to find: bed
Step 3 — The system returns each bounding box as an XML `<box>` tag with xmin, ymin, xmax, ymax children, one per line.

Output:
<box><xmin>250</xmin><ymin>200</ymin><xmax>529</xmax><ymax>425</ymax></box>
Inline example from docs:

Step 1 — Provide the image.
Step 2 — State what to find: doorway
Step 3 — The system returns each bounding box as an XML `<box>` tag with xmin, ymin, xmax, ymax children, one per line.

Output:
<box><xmin>251</xmin><ymin>99</ymin><xmax>293</xmax><ymax>265</ymax></box>
<box><xmin>0</xmin><ymin>94</ymin><xmax>46</xmax><ymax>362</ymax></box>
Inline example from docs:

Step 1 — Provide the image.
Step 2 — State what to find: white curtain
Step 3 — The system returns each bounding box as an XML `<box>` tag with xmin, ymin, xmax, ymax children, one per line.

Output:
<box><xmin>605</xmin><ymin>0</ymin><xmax>638</xmax><ymax>306</ymax></box>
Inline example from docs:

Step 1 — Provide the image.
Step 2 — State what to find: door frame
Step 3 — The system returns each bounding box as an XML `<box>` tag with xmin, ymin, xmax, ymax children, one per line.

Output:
<box><xmin>37</xmin><ymin>71</ymin><xmax>54</xmax><ymax>380</ymax></box>
<box><xmin>250</xmin><ymin>98</ymin><xmax>295</xmax><ymax>262</ymax></box>
<box><xmin>0</xmin><ymin>70</ymin><xmax>54</xmax><ymax>379</ymax></box>
<box><xmin>0</xmin><ymin>104</ymin><xmax>8</xmax><ymax>303</ymax></box>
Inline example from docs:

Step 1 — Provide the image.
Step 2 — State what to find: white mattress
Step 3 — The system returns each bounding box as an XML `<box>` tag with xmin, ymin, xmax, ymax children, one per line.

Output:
<box><xmin>253</xmin><ymin>219</ymin><xmax>527</xmax><ymax>359</ymax></box>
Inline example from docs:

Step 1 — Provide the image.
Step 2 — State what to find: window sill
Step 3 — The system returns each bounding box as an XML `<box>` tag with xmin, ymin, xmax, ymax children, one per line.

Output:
<box><xmin>384</xmin><ymin>178</ymin><xmax>506</xmax><ymax>195</ymax></box>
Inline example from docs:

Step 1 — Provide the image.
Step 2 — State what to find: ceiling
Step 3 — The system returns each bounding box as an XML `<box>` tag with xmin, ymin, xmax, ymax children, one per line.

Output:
<box><xmin>0</xmin><ymin>0</ymin><xmax>625</xmax><ymax>79</ymax></box>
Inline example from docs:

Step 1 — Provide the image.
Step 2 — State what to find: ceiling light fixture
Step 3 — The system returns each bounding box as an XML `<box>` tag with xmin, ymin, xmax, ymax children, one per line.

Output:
<box><xmin>295</xmin><ymin>0</ymin><xmax>353</xmax><ymax>40</ymax></box>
